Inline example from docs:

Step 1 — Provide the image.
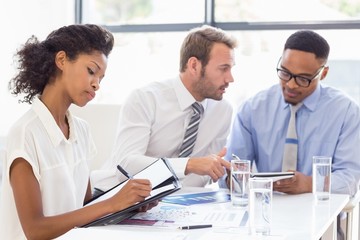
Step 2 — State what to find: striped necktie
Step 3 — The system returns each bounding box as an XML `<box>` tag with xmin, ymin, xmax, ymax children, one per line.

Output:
<box><xmin>179</xmin><ymin>102</ymin><xmax>204</xmax><ymax>157</ymax></box>
<box><xmin>282</xmin><ymin>103</ymin><xmax>302</xmax><ymax>171</ymax></box>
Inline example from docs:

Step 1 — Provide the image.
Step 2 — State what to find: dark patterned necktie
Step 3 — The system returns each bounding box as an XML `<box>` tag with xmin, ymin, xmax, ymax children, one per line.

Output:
<box><xmin>179</xmin><ymin>102</ymin><xmax>204</xmax><ymax>157</ymax></box>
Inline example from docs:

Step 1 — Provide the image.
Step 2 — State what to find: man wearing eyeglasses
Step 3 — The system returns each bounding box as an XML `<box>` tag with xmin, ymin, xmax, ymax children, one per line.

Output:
<box><xmin>222</xmin><ymin>30</ymin><xmax>360</xmax><ymax>198</ymax></box>
<box><xmin>222</xmin><ymin>30</ymin><xmax>360</xmax><ymax>239</ymax></box>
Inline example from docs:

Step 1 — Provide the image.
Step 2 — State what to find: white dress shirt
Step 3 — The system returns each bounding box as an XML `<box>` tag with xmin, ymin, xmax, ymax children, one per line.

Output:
<box><xmin>0</xmin><ymin>97</ymin><xmax>96</xmax><ymax>239</ymax></box>
<box><xmin>95</xmin><ymin>76</ymin><xmax>233</xmax><ymax>188</ymax></box>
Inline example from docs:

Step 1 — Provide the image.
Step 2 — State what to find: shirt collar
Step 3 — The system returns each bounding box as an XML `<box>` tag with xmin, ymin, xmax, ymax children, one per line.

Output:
<box><xmin>173</xmin><ymin>75</ymin><xmax>208</xmax><ymax>111</ymax></box>
<box><xmin>302</xmin><ymin>83</ymin><xmax>321</xmax><ymax>112</ymax></box>
<box><xmin>281</xmin><ymin>83</ymin><xmax>321</xmax><ymax>112</ymax></box>
<box><xmin>32</xmin><ymin>97</ymin><xmax>77</xmax><ymax>147</ymax></box>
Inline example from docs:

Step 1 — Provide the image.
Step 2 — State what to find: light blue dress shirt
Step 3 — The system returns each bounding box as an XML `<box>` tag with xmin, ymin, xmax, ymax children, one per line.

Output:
<box><xmin>222</xmin><ymin>83</ymin><xmax>360</xmax><ymax>196</ymax></box>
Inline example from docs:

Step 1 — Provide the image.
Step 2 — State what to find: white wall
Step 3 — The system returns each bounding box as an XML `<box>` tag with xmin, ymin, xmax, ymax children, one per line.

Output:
<box><xmin>0</xmin><ymin>0</ymin><xmax>74</xmax><ymax>137</ymax></box>
<box><xmin>0</xmin><ymin>0</ymin><xmax>74</xmax><ymax>193</ymax></box>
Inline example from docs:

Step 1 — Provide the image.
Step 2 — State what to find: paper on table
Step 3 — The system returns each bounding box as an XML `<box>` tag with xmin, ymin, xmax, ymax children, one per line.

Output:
<box><xmin>125</xmin><ymin>202</ymin><xmax>247</xmax><ymax>228</ymax></box>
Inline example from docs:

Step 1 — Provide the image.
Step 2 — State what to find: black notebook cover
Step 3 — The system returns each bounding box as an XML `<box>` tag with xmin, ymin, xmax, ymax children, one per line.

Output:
<box><xmin>82</xmin><ymin>158</ymin><xmax>181</xmax><ymax>227</ymax></box>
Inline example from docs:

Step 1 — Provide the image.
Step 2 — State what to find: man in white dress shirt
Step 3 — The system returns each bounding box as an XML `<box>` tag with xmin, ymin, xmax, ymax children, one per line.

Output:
<box><xmin>94</xmin><ymin>25</ymin><xmax>238</xmax><ymax>189</ymax></box>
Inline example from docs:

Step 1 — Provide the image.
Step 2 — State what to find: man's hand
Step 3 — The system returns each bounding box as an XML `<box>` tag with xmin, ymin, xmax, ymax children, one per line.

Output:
<box><xmin>185</xmin><ymin>147</ymin><xmax>231</xmax><ymax>182</ymax></box>
<box><xmin>273</xmin><ymin>171</ymin><xmax>312</xmax><ymax>194</ymax></box>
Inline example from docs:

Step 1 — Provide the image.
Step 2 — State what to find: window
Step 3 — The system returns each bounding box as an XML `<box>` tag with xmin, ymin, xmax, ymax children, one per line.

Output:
<box><xmin>82</xmin><ymin>0</ymin><xmax>205</xmax><ymax>25</ymax></box>
<box><xmin>1</xmin><ymin>0</ymin><xmax>360</xmax><ymax>137</ymax></box>
<box><xmin>81</xmin><ymin>0</ymin><xmax>360</xmax><ymax>108</ymax></box>
<box><xmin>215</xmin><ymin>0</ymin><xmax>360</xmax><ymax>22</ymax></box>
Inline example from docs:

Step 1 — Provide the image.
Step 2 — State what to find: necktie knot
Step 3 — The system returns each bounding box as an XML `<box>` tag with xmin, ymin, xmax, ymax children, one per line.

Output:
<box><xmin>290</xmin><ymin>103</ymin><xmax>302</xmax><ymax>115</ymax></box>
<box><xmin>192</xmin><ymin>102</ymin><xmax>204</xmax><ymax>115</ymax></box>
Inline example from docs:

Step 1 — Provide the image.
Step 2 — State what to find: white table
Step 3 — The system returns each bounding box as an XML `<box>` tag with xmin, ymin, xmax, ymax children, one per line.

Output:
<box><xmin>271</xmin><ymin>193</ymin><xmax>348</xmax><ymax>240</ymax></box>
<box><xmin>59</xmin><ymin>190</ymin><xmax>349</xmax><ymax>240</ymax></box>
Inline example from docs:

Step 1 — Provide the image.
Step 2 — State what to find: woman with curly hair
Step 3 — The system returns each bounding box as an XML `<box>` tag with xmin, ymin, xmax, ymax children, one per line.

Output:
<box><xmin>0</xmin><ymin>24</ymin><xmax>155</xmax><ymax>240</ymax></box>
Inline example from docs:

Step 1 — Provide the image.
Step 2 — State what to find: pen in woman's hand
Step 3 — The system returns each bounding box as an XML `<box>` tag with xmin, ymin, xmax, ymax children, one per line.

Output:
<box><xmin>117</xmin><ymin>165</ymin><xmax>133</xmax><ymax>179</ymax></box>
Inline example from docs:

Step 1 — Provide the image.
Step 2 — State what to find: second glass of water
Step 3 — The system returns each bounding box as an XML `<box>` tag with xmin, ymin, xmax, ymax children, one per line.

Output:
<box><xmin>249</xmin><ymin>177</ymin><xmax>273</xmax><ymax>236</ymax></box>
<box><xmin>230</xmin><ymin>159</ymin><xmax>251</xmax><ymax>207</ymax></box>
<box><xmin>312</xmin><ymin>156</ymin><xmax>332</xmax><ymax>201</ymax></box>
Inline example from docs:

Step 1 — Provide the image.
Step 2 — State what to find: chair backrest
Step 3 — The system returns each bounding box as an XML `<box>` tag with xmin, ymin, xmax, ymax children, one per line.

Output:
<box><xmin>70</xmin><ymin>104</ymin><xmax>121</xmax><ymax>171</ymax></box>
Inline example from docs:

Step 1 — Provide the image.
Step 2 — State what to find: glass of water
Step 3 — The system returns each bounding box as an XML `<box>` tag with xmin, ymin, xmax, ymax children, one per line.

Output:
<box><xmin>230</xmin><ymin>159</ymin><xmax>251</xmax><ymax>208</ymax></box>
<box><xmin>249</xmin><ymin>177</ymin><xmax>273</xmax><ymax>236</ymax></box>
<box><xmin>312</xmin><ymin>156</ymin><xmax>332</xmax><ymax>201</ymax></box>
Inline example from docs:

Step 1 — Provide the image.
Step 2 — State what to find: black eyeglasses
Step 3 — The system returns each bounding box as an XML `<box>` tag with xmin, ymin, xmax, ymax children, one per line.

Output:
<box><xmin>276</xmin><ymin>59</ymin><xmax>325</xmax><ymax>88</ymax></box>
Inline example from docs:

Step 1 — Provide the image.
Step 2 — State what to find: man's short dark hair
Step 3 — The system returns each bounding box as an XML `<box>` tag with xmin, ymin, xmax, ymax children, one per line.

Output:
<box><xmin>284</xmin><ymin>30</ymin><xmax>330</xmax><ymax>60</ymax></box>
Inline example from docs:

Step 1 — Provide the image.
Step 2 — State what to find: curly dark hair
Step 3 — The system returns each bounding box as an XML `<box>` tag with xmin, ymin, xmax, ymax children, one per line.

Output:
<box><xmin>9</xmin><ymin>24</ymin><xmax>114</xmax><ymax>104</ymax></box>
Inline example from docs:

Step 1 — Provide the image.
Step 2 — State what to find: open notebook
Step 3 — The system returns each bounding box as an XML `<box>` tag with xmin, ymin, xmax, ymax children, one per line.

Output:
<box><xmin>82</xmin><ymin>158</ymin><xmax>181</xmax><ymax>227</ymax></box>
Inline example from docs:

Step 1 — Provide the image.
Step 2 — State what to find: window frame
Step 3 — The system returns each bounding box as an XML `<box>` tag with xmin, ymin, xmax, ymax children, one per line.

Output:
<box><xmin>75</xmin><ymin>0</ymin><xmax>360</xmax><ymax>32</ymax></box>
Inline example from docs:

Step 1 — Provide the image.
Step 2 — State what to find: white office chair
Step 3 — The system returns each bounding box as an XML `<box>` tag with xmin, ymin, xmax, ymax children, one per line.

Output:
<box><xmin>69</xmin><ymin>104</ymin><xmax>121</xmax><ymax>171</ymax></box>
<box><xmin>342</xmin><ymin>189</ymin><xmax>360</xmax><ymax>240</ymax></box>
